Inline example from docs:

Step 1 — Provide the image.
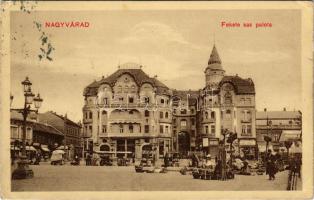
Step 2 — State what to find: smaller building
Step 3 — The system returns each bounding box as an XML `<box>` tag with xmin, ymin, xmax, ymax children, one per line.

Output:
<box><xmin>32</xmin><ymin>122</ymin><xmax>64</xmax><ymax>157</ymax></box>
<box><xmin>256</xmin><ymin>108</ymin><xmax>302</xmax><ymax>153</ymax></box>
<box><xmin>38</xmin><ymin>111</ymin><xmax>82</xmax><ymax>158</ymax></box>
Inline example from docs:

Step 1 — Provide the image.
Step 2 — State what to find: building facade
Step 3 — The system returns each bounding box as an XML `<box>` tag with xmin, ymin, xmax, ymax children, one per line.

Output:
<box><xmin>38</xmin><ymin>111</ymin><xmax>82</xmax><ymax>158</ymax></box>
<box><xmin>83</xmin><ymin>64</ymin><xmax>172</xmax><ymax>160</ymax></box>
<box><xmin>256</xmin><ymin>109</ymin><xmax>302</xmax><ymax>153</ymax></box>
<box><xmin>83</xmin><ymin>45</ymin><xmax>257</xmax><ymax>160</ymax></box>
<box><xmin>199</xmin><ymin>45</ymin><xmax>257</xmax><ymax>159</ymax></box>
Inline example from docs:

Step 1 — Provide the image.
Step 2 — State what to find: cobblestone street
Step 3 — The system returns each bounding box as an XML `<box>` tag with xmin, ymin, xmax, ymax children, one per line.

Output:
<box><xmin>11</xmin><ymin>165</ymin><xmax>302</xmax><ymax>191</ymax></box>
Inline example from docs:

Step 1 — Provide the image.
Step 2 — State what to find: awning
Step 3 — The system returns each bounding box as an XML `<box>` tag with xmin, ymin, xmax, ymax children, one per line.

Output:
<box><xmin>41</xmin><ymin>146</ymin><xmax>50</xmax><ymax>152</ymax></box>
<box><xmin>56</xmin><ymin>145</ymin><xmax>69</xmax><ymax>150</ymax></box>
<box><xmin>11</xmin><ymin>146</ymin><xmax>20</xmax><ymax>151</ymax></box>
<box><xmin>279</xmin><ymin>130</ymin><xmax>301</xmax><ymax>142</ymax></box>
<box><xmin>25</xmin><ymin>146</ymin><xmax>36</xmax><ymax>151</ymax></box>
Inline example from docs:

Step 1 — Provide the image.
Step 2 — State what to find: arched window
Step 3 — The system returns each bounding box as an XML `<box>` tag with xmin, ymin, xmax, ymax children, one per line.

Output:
<box><xmin>144</xmin><ymin>110</ymin><xmax>149</xmax><ymax>117</ymax></box>
<box><xmin>205</xmin><ymin>112</ymin><xmax>208</xmax><ymax>119</ymax></box>
<box><xmin>102</xmin><ymin>110</ymin><xmax>107</xmax><ymax>115</ymax></box>
<box><xmin>89</xmin><ymin>111</ymin><xmax>93</xmax><ymax>119</ymax></box>
<box><xmin>224</xmin><ymin>91</ymin><xmax>232</xmax><ymax>104</ymax></box>
<box><xmin>211</xmin><ymin>111</ymin><xmax>215</xmax><ymax>119</ymax></box>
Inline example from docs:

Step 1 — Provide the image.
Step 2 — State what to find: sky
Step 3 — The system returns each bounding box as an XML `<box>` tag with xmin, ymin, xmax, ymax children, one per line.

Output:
<box><xmin>10</xmin><ymin>9</ymin><xmax>301</xmax><ymax>122</ymax></box>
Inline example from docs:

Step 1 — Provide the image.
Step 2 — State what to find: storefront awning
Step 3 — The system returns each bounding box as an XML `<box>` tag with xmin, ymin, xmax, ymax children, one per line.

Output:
<box><xmin>41</xmin><ymin>147</ymin><xmax>50</xmax><ymax>152</ymax></box>
<box><xmin>279</xmin><ymin>130</ymin><xmax>301</xmax><ymax>142</ymax></box>
<box><xmin>25</xmin><ymin>146</ymin><xmax>36</xmax><ymax>151</ymax></box>
<box><xmin>11</xmin><ymin>146</ymin><xmax>20</xmax><ymax>150</ymax></box>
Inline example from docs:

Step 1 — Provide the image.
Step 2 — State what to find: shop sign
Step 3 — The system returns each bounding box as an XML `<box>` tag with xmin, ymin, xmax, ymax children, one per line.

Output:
<box><xmin>202</xmin><ymin>138</ymin><xmax>209</xmax><ymax>147</ymax></box>
<box><xmin>239</xmin><ymin>139</ymin><xmax>256</xmax><ymax>146</ymax></box>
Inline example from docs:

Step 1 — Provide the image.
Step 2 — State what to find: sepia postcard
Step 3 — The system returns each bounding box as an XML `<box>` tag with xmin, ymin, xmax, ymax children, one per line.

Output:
<box><xmin>0</xmin><ymin>1</ymin><xmax>313</xmax><ymax>199</ymax></box>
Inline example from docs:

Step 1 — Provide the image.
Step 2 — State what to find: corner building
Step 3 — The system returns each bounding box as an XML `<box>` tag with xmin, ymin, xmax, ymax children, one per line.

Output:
<box><xmin>83</xmin><ymin>45</ymin><xmax>257</xmax><ymax>160</ymax></box>
<box><xmin>199</xmin><ymin>45</ymin><xmax>257</xmax><ymax>159</ymax></box>
<box><xmin>83</xmin><ymin>63</ymin><xmax>172</xmax><ymax>160</ymax></box>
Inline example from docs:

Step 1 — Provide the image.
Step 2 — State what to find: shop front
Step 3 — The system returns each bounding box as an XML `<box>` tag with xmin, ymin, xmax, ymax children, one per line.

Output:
<box><xmin>238</xmin><ymin>138</ymin><xmax>258</xmax><ymax>160</ymax></box>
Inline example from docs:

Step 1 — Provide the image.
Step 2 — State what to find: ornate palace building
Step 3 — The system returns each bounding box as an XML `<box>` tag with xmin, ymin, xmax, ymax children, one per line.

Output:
<box><xmin>82</xmin><ymin>45</ymin><xmax>257</xmax><ymax>160</ymax></box>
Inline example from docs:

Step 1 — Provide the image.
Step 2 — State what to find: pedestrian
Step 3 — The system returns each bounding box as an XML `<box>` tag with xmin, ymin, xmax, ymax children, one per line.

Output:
<box><xmin>266</xmin><ymin>150</ymin><xmax>277</xmax><ymax>180</ymax></box>
<box><xmin>164</xmin><ymin>152</ymin><xmax>169</xmax><ymax>168</ymax></box>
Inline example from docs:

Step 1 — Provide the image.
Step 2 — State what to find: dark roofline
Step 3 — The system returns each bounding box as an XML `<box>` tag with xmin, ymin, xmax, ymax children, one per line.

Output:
<box><xmin>47</xmin><ymin>111</ymin><xmax>81</xmax><ymax>128</ymax></box>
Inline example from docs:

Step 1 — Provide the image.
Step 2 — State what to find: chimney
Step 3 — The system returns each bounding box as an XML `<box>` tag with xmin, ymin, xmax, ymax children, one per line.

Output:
<box><xmin>264</xmin><ymin>108</ymin><xmax>267</xmax><ymax>112</ymax></box>
<box><xmin>283</xmin><ymin>107</ymin><xmax>286</xmax><ymax>111</ymax></box>
<box><xmin>154</xmin><ymin>75</ymin><xmax>158</xmax><ymax>79</ymax></box>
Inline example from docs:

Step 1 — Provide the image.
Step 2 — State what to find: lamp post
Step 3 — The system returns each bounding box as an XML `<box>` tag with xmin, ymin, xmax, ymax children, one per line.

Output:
<box><xmin>11</xmin><ymin>77</ymin><xmax>43</xmax><ymax>179</ymax></box>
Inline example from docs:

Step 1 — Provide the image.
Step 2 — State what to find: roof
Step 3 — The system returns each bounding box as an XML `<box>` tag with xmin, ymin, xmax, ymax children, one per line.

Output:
<box><xmin>84</xmin><ymin>65</ymin><xmax>170</xmax><ymax>96</ymax></box>
<box><xmin>33</xmin><ymin>122</ymin><xmax>64</xmax><ymax>136</ymax></box>
<box><xmin>38</xmin><ymin>111</ymin><xmax>81</xmax><ymax>128</ymax></box>
<box><xmin>256</xmin><ymin>111</ymin><xmax>302</xmax><ymax>119</ymax></box>
<box><xmin>219</xmin><ymin>75</ymin><xmax>255</xmax><ymax>94</ymax></box>
<box><xmin>206</xmin><ymin>45</ymin><xmax>224</xmax><ymax>71</ymax></box>
<box><xmin>208</xmin><ymin>45</ymin><xmax>221</xmax><ymax>65</ymax></box>
<box><xmin>10</xmin><ymin>110</ymin><xmax>36</xmax><ymax>122</ymax></box>
<box><xmin>172</xmin><ymin>90</ymin><xmax>199</xmax><ymax>105</ymax></box>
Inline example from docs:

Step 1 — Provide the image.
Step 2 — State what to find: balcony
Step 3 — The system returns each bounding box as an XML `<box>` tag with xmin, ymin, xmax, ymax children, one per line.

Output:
<box><xmin>202</xmin><ymin>118</ymin><xmax>215</xmax><ymax>123</ymax></box>
<box><xmin>241</xmin><ymin>119</ymin><xmax>252</xmax><ymax>123</ymax></box>
<box><xmin>159</xmin><ymin>118</ymin><xmax>172</xmax><ymax>123</ymax></box>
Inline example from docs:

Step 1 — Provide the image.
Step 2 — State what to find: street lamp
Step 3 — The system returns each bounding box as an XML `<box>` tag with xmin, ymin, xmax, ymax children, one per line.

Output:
<box><xmin>11</xmin><ymin>77</ymin><xmax>43</xmax><ymax>179</ymax></box>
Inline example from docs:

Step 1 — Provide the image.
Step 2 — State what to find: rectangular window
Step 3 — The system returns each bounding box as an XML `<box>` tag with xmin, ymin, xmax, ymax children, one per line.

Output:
<box><xmin>173</xmin><ymin>109</ymin><xmax>176</xmax><ymax>114</ymax></box>
<box><xmin>119</xmin><ymin>97</ymin><xmax>124</xmax><ymax>102</ymax></box>
<box><xmin>11</xmin><ymin>126</ymin><xmax>19</xmax><ymax>139</ymax></box>
<box><xmin>89</xmin><ymin>111</ymin><xmax>93</xmax><ymax>119</ymax></box>
<box><xmin>160</xmin><ymin>112</ymin><xmax>163</xmax><ymax>119</ymax></box>
<box><xmin>26</xmin><ymin>127</ymin><xmax>32</xmax><ymax>140</ymax></box>
<box><xmin>246</xmin><ymin>98</ymin><xmax>251</xmax><ymax>104</ymax></box>
<box><xmin>180</xmin><ymin>120</ymin><xmax>187</xmax><ymax>127</ymax></box>
<box><xmin>205</xmin><ymin>126</ymin><xmax>208</xmax><ymax>134</ymax></box>
<box><xmin>89</xmin><ymin>125</ymin><xmax>93</xmax><ymax>133</ymax></box>
<box><xmin>119</xmin><ymin>124</ymin><xmax>123</xmax><ymax>133</ymax></box>
<box><xmin>211</xmin><ymin>125</ymin><xmax>215</xmax><ymax>134</ymax></box>
<box><xmin>85</xmin><ymin>112</ymin><xmax>88</xmax><ymax>119</ymax></box>
<box><xmin>144</xmin><ymin>97</ymin><xmax>150</xmax><ymax>103</ymax></box>
<box><xmin>247</xmin><ymin>125</ymin><xmax>251</xmax><ymax>134</ymax></box>
<box><xmin>160</xmin><ymin>125</ymin><xmax>164</xmax><ymax>134</ymax></box>
<box><xmin>129</xmin><ymin>124</ymin><xmax>133</xmax><ymax>133</ymax></box>
<box><xmin>181</xmin><ymin>109</ymin><xmax>187</xmax><ymax>114</ymax></box>
<box><xmin>129</xmin><ymin>97</ymin><xmax>134</xmax><ymax>103</ymax></box>
<box><xmin>191</xmin><ymin>130</ymin><xmax>196</xmax><ymax>137</ymax></box>
<box><xmin>102</xmin><ymin>125</ymin><xmax>107</xmax><ymax>133</ymax></box>
<box><xmin>191</xmin><ymin>118</ymin><xmax>195</xmax><ymax>126</ymax></box>
<box><xmin>144</xmin><ymin>110</ymin><xmax>149</xmax><ymax>117</ymax></box>
<box><xmin>190</xmin><ymin>109</ymin><xmax>194</xmax><ymax>114</ymax></box>
<box><xmin>144</xmin><ymin>125</ymin><xmax>149</xmax><ymax>133</ymax></box>
<box><xmin>241</xmin><ymin>124</ymin><xmax>252</xmax><ymax>135</ymax></box>
<box><xmin>161</xmin><ymin>99</ymin><xmax>164</xmax><ymax>104</ymax></box>
<box><xmin>165</xmin><ymin>126</ymin><xmax>169</xmax><ymax>134</ymax></box>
